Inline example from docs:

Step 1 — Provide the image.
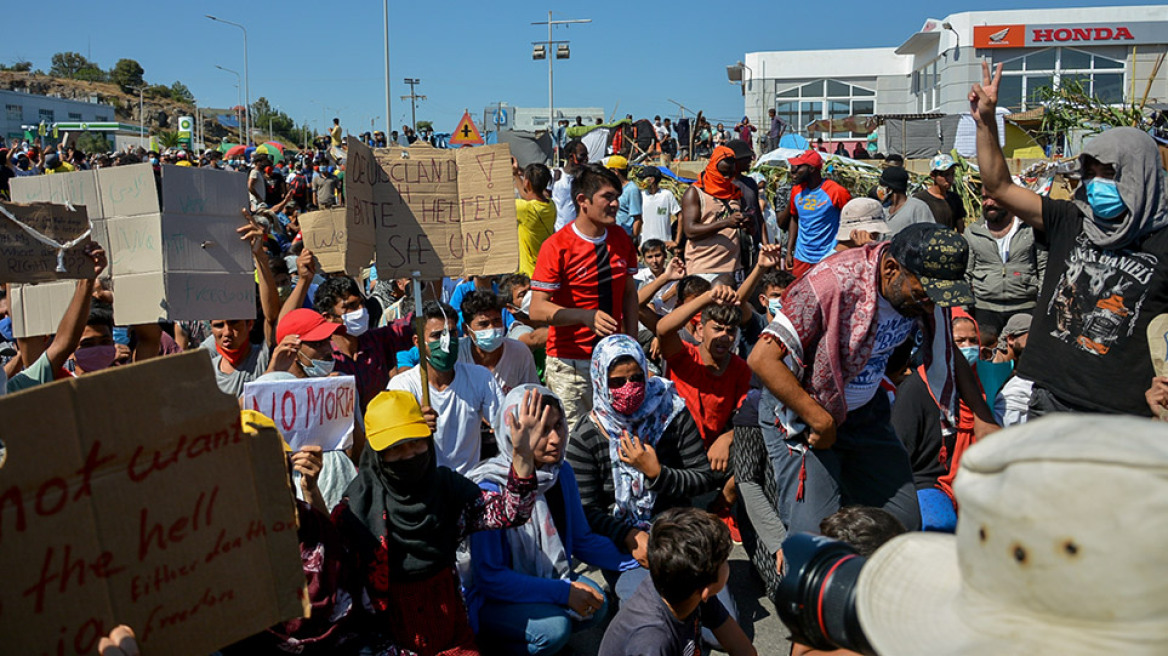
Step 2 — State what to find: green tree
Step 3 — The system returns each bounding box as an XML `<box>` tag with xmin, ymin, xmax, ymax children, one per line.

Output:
<box><xmin>157</xmin><ymin>130</ymin><xmax>181</xmax><ymax>149</ymax></box>
<box><xmin>145</xmin><ymin>84</ymin><xmax>172</xmax><ymax>99</ymax></box>
<box><xmin>74</xmin><ymin>66</ymin><xmax>106</xmax><ymax>82</ymax></box>
<box><xmin>110</xmin><ymin>58</ymin><xmax>145</xmax><ymax>93</ymax></box>
<box><xmin>251</xmin><ymin>97</ymin><xmax>274</xmax><ymax>121</ymax></box>
<box><xmin>169</xmin><ymin>81</ymin><xmax>194</xmax><ymax>104</ymax></box>
<box><xmin>50</xmin><ymin>52</ymin><xmax>99</xmax><ymax>79</ymax></box>
<box><xmin>76</xmin><ymin>132</ymin><xmax>111</xmax><ymax>154</ymax></box>
<box><xmin>1</xmin><ymin>60</ymin><xmax>32</xmax><ymax>72</ymax></box>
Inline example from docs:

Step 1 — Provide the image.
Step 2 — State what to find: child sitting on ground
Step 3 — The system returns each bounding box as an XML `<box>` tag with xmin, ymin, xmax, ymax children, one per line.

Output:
<box><xmin>599</xmin><ymin>507</ymin><xmax>757</xmax><ymax>656</ymax></box>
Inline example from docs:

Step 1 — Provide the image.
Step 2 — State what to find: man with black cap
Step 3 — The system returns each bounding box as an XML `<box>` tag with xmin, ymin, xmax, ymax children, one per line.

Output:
<box><xmin>749</xmin><ymin>223</ymin><xmax>999</xmax><ymax>536</ymax></box>
<box><xmin>878</xmin><ymin>164</ymin><xmax>934</xmax><ymax>236</ymax></box>
<box><xmin>972</xmin><ymin>61</ymin><xmax>1168</xmax><ymax>418</ymax></box>
<box><xmin>639</xmin><ymin>166</ymin><xmax>681</xmax><ymax>246</ymax></box>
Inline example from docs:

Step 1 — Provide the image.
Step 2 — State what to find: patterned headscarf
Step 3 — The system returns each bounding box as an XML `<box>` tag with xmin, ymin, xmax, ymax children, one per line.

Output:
<box><xmin>590</xmin><ymin>334</ymin><xmax>687</xmax><ymax>529</ymax></box>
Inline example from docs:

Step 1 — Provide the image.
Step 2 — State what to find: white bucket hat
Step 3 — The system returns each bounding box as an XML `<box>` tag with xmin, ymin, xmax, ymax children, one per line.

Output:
<box><xmin>856</xmin><ymin>414</ymin><xmax>1168</xmax><ymax>655</ymax></box>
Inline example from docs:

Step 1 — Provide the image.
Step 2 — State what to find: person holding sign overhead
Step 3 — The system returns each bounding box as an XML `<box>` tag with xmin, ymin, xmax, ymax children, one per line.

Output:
<box><xmin>335</xmin><ymin>388</ymin><xmax>543</xmax><ymax>656</ymax></box>
<box><xmin>532</xmin><ymin>164</ymin><xmax>640</xmax><ymax>429</ymax></box>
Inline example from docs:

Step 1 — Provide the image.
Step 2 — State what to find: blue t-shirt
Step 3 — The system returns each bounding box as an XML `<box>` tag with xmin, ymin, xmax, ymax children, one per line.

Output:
<box><xmin>791</xmin><ymin>179</ymin><xmax>850</xmax><ymax>264</ymax></box>
<box><xmin>615</xmin><ymin>181</ymin><xmax>643</xmax><ymax>237</ymax></box>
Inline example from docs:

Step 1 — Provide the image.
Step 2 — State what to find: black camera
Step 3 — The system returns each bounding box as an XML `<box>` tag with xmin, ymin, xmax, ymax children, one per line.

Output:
<box><xmin>775</xmin><ymin>533</ymin><xmax>874</xmax><ymax>654</ymax></box>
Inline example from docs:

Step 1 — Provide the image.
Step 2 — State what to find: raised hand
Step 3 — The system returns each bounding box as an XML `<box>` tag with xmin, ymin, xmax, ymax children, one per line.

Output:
<box><xmin>709</xmin><ymin>284</ymin><xmax>740</xmax><ymax>307</ymax></box>
<box><xmin>297</xmin><ymin>248</ymin><xmax>318</xmax><ymax>280</ymax></box>
<box><xmin>757</xmin><ymin>243</ymin><xmax>783</xmax><ymax>269</ymax></box>
<box><xmin>969</xmin><ymin>61</ymin><xmax>1004</xmax><ymax>125</ymax></box>
<box><xmin>509</xmin><ymin>387</ymin><xmax>550</xmax><ymax>478</ymax></box>
<box><xmin>84</xmin><ymin>242</ymin><xmax>108</xmax><ymax>278</ymax></box>
<box><xmin>665</xmin><ymin>256</ymin><xmax>687</xmax><ymax>281</ymax></box>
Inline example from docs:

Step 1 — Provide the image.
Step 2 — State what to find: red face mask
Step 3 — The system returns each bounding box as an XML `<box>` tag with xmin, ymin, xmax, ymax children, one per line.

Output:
<box><xmin>610</xmin><ymin>381</ymin><xmax>646</xmax><ymax>415</ymax></box>
<box><xmin>216</xmin><ymin>340</ymin><xmax>251</xmax><ymax>366</ymax></box>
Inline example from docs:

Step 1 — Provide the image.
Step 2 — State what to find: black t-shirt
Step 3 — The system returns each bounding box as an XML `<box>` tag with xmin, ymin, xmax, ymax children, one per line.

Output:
<box><xmin>913</xmin><ymin>189</ymin><xmax>967</xmax><ymax>231</ymax></box>
<box><xmin>1017</xmin><ymin>198</ymin><xmax>1168</xmax><ymax>416</ymax></box>
<box><xmin>598</xmin><ymin>575</ymin><xmax>728</xmax><ymax>656</ymax></box>
<box><xmin>890</xmin><ymin>372</ymin><xmax>953</xmax><ymax>491</ymax></box>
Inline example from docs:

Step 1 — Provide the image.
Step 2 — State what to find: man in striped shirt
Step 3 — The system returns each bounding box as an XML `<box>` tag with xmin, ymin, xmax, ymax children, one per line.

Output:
<box><xmin>531</xmin><ymin>164</ymin><xmax>640</xmax><ymax>427</ymax></box>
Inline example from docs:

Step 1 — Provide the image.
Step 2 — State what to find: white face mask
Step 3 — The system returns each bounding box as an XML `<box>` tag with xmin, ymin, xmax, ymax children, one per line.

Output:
<box><xmin>473</xmin><ymin>327</ymin><xmax>505</xmax><ymax>353</ymax></box>
<box><xmin>300</xmin><ymin>354</ymin><xmax>335</xmax><ymax>377</ymax></box>
<box><xmin>342</xmin><ymin>306</ymin><xmax>369</xmax><ymax>336</ymax></box>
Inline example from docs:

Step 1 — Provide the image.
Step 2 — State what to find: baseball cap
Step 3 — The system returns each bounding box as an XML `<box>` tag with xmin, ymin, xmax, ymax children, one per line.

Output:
<box><xmin>277</xmin><ymin>308</ymin><xmax>344</xmax><ymax>343</ymax></box>
<box><xmin>789</xmin><ymin>149</ymin><xmax>823</xmax><ymax>169</ymax></box>
<box><xmin>1001</xmin><ymin>313</ymin><xmax>1032</xmax><ymax>338</ymax></box>
<box><xmin>727</xmin><ymin>139</ymin><xmax>753</xmax><ymax>160</ymax></box>
<box><xmin>930</xmin><ymin>153</ymin><xmax>957</xmax><ymax>172</ymax></box>
<box><xmin>836</xmin><ymin>198</ymin><xmax>888</xmax><ymax>240</ymax></box>
<box><xmin>44</xmin><ymin>153</ymin><xmax>60</xmax><ymax>169</ymax></box>
<box><xmin>856</xmin><ymin>414</ymin><xmax>1168</xmax><ymax>655</ymax></box>
<box><xmin>240</xmin><ymin>409</ymin><xmax>293</xmax><ymax>452</ymax></box>
<box><xmin>603</xmin><ymin>155</ymin><xmax>628</xmax><ymax>171</ymax></box>
<box><xmin>640</xmin><ymin>165</ymin><xmax>663</xmax><ymax>180</ymax></box>
<box><xmin>879</xmin><ymin>166</ymin><xmax>909</xmax><ymax>193</ymax></box>
<box><xmin>365</xmin><ymin>390</ymin><xmax>432</xmax><ymax>451</ymax></box>
<box><xmin>888</xmin><ymin>223</ymin><xmax>973</xmax><ymax>307</ymax></box>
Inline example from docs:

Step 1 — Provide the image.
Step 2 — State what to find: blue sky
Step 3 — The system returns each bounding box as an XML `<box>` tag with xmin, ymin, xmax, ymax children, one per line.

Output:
<box><xmin>7</xmin><ymin>1</ymin><xmax>1163</xmax><ymax>137</ymax></box>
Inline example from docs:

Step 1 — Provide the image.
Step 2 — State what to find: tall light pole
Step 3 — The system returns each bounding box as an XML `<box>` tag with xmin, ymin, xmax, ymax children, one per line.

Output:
<box><xmin>131</xmin><ymin>85</ymin><xmax>145</xmax><ymax>149</ymax></box>
<box><xmin>206</xmin><ymin>15</ymin><xmax>250</xmax><ymax>144</ymax></box>
<box><xmin>215</xmin><ymin>65</ymin><xmax>243</xmax><ymax>144</ymax></box>
<box><xmin>531</xmin><ymin>12</ymin><xmax>590</xmax><ymax>137</ymax></box>
<box><xmin>383</xmin><ymin>0</ymin><xmax>391</xmax><ymax>137</ymax></box>
<box><xmin>401</xmin><ymin>78</ymin><xmax>425</xmax><ymax>133</ymax></box>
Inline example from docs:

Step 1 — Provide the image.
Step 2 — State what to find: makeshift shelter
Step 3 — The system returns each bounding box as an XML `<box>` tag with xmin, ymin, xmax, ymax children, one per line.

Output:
<box><xmin>498</xmin><ymin>130</ymin><xmax>554</xmax><ymax>167</ymax></box>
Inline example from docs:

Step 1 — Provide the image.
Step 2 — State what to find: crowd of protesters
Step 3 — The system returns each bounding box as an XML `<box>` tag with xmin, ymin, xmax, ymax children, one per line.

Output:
<box><xmin>5</xmin><ymin>62</ymin><xmax>1168</xmax><ymax>656</ymax></box>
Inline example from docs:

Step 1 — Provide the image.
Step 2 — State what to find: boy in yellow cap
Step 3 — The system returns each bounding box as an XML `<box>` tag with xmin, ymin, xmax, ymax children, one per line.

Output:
<box><xmin>605</xmin><ymin>154</ymin><xmax>642</xmax><ymax>239</ymax></box>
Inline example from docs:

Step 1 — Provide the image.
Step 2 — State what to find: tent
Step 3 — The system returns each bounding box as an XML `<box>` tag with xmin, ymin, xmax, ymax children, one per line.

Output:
<box><xmin>498</xmin><ymin>130</ymin><xmax>554</xmax><ymax>167</ymax></box>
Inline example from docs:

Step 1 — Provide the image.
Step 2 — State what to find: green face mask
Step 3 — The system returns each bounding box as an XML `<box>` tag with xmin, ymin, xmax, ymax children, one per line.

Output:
<box><xmin>426</xmin><ymin>332</ymin><xmax>459</xmax><ymax>372</ymax></box>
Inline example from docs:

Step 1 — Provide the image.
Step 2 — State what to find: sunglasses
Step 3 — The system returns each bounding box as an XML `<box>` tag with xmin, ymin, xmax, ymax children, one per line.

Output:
<box><xmin>607</xmin><ymin>373</ymin><xmax>645</xmax><ymax>389</ymax></box>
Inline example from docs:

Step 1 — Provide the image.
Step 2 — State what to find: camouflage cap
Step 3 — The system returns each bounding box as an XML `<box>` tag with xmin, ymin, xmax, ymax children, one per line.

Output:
<box><xmin>888</xmin><ymin>223</ymin><xmax>973</xmax><ymax>308</ymax></box>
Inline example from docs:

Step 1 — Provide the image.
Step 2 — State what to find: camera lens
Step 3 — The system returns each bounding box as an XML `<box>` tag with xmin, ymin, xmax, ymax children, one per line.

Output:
<box><xmin>775</xmin><ymin>533</ymin><xmax>873</xmax><ymax>654</ymax></box>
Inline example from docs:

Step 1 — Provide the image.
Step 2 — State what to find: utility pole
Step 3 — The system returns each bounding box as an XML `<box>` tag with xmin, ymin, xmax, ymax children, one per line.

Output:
<box><xmin>383</xmin><ymin>0</ymin><xmax>392</xmax><ymax>137</ymax></box>
<box><xmin>531</xmin><ymin>12</ymin><xmax>590</xmax><ymax>138</ymax></box>
<box><xmin>133</xmin><ymin>85</ymin><xmax>145</xmax><ymax>149</ymax></box>
<box><xmin>401</xmin><ymin>78</ymin><xmax>425</xmax><ymax>133</ymax></box>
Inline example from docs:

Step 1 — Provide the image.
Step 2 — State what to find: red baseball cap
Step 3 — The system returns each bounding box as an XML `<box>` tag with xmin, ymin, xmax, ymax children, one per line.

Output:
<box><xmin>789</xmin><ymin>150</ymin><xmax>823</xmax><ymax>169</ymax></box>
<box><xmin>277</xmin><ymin>308</ymin><xmax>344</xmax><ymax>343</ymax></box>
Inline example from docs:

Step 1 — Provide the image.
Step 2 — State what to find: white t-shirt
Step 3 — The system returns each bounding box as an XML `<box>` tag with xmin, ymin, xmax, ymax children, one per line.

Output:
<box><xmin>387</xmin><ymin>362</ymin><xmax>503</xmax><ymax>474</ymax></box>
<box><xmin>640</xmin><ymin>188</ymin><xmax>681</xmax><ymax>244</ymax></box>
<box><xmin>654</xmin><ymin>123</ymin><xmax>669</xmax><ymax>142</ymax></box>
<box><xmin>992</xmin><ymin>218</ymin><xmax>1021</xmax><ymax>263</ymax></box>
<box><xmin>552</xmin><ymin>171</ymin><xmax>576</xmax><ymax>231</ymax></box>
<box><xmin>844</xmin><ymin>295</ymin><xmax>915</xmax><ymax>410</ymax></box>
<box><xmin>457</xmin><ymin>336</ymin><xmax>539</xmax><ymax>396</ymax></box>
<box><xmin>634</xmin><ymin>267</ymin><xmax>676</xmax><ymax>316</ymax></box>
<box><xmin>996</xmin><ymin>374</ymin><xmax>1033</xmax><ymax>427</ymax></box>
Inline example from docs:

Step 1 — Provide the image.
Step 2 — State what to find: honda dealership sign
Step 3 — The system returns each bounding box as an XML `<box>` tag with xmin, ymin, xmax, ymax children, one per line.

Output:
<box><xmin>974</xmin><ymin>22</ymin><xmax>1168</xmax><ymax>49</ymax></box>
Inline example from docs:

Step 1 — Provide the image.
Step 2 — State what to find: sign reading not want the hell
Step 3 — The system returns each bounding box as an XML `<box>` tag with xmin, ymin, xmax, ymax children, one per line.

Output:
<box><xmin>347</xmin><ymin>137</ymin><xmax>519</xmax><ymax>279</ymax></box>
<box><xmin>0</xmin><ymin>352</ymin><xmax>308</xmax><ymax>655</ymax></box>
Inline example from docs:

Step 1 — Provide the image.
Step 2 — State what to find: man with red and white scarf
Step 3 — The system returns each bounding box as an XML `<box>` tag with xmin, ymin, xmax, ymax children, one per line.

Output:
<box><xmin>748</xmin><ymin>223</ymin><xmax>999</xmax><ymax>537</ymax></box>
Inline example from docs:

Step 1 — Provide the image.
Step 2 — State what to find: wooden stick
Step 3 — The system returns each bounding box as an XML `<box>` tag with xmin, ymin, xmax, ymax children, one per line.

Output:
<box><xmin>412</xmin><ymin>272</ymin><xmax>430</xmax><ymax>407</ymax></box>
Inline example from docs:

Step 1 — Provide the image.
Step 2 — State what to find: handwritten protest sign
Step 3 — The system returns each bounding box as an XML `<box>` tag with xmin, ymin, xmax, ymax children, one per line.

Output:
<box><xmin>242</xmin><ymin>375</ymin><xmax>357</xmax><ymax>451</ymax></box>
<box><xmin>8</xmin><ymin>165</ymin><xmax>253</xmax><ymax>334</ymax></box>
<box><xmin>0</xmin><ymin>352</ymin><xmax>308</xmax><ymax>655</ymax></box>
<box><xmin>0</xmin><ymin>200</ymin><xmax>95</xmax><ymax>283</ymax></box>
<box><xmin>347</xmin><ymin>136</ymin><xmax>519</xmax><ymax>279</ymax></box>
<box><xmin>299</xmin><ymin>207</ymin><xmax>374</xmax><ymax>276</ymax></box>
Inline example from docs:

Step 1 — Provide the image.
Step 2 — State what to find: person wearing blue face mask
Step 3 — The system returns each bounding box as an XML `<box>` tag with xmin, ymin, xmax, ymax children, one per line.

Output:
<box><xmin>457</xmin><ymin>291</ymin><xmax>538</xmax><ymax>396</ymax></box>
<box><xmin>972</xmin><ymin>61</ymin><xmax>1168</xmax><ymax>418</ymax></box>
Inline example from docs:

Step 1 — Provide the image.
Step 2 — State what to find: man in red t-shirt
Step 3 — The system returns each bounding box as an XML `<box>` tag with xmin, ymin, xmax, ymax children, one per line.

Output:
<box><xmin>656</xmin><ymin>283</ymin><xmax>752</xmax><ymax>541</ymax></box>
<box><xmin>531</xmin><ymin>163</ymin><xmax>639</xmax><ymax>426</ymax></box>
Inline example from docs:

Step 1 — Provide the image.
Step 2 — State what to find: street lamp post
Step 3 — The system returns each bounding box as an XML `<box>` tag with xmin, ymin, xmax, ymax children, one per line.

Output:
<box><xmin>531</xmin><ymin>12</ymin><xmax>590</xmax><ymax>139</ymax></box>
<box><xmin>206</xmin><ymin>15</ymin><xmax>250</xmax><ymax>145</ymax></box>
<box><xmin>215</xmin><ymin>65</ymin><xmax>243</xmax><ymax>144</ymax></box>
<box><xmin>383</xmin><ymin>0</ymin><xmax>391</xmax><ymax>138</ymax></box>
<box><xmin>131</xmin><ymin>85</ymin><xmax>145</xmax><ymax>149</ymax></box>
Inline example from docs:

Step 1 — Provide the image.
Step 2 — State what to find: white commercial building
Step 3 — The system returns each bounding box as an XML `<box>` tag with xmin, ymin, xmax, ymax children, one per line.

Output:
<box><xmin>743</xmin><ymin>5</ymin><xmax>1168</xmax><ymax>154</ymax></box>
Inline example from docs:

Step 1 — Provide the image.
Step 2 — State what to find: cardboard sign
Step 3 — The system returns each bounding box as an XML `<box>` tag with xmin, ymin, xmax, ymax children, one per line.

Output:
<box><xmin>299</xmin><ymin>207</ymin><xmax>374</xmax><ymax>276</ymax></box>
<box><xmin>0</xmin><ymin>200</ymin><xmax>95</xmax><ymax>283</ymax></box>
<box><xmin>9</xmin><ymin>165</ymin><xmax>254</xmax><ymax>334</ymax></box>
<box><xmin>242</xmin><ymin>376</ymin><xmax>358</xmax><ymax>451</ymax></box>
<box><xmin>0</xmin><ymin>351</ymin><xmax>307</xmax><ymax>655</ymax></box>
<box><xmin>347</xmin><ymin>137</ymin><xmax>519</xmax><ymax>279</ymax></box>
